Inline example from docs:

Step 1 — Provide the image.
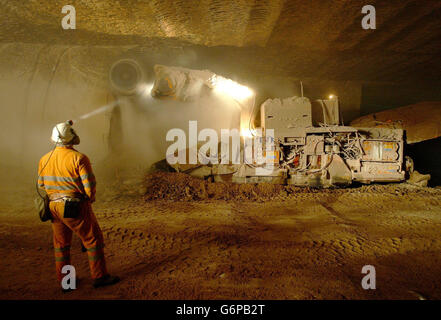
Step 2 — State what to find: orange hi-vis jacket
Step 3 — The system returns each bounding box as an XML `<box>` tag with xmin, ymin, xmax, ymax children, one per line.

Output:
<box><xmin>38</xmin><ymin>146</ymin><xmax>96</xmax><ymax>202</ymax></box>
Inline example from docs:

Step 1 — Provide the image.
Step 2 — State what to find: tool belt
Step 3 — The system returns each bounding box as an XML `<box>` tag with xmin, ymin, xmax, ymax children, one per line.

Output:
<box><xmin>49</xmin><ymin>193</ymin><xmax>85</xmax><ymax>203</ymax></box>
<box><xmin>49</xmin><ymin>193</ymin><xmax>86</xmax><ymax>219</ymax></box>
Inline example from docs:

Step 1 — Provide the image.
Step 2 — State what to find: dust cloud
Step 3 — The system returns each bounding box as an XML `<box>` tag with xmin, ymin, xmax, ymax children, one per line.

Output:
<box><xmin>0</xmin><ymin>44</ymin><xmax>363</xmax><ymax>208</ymax></box>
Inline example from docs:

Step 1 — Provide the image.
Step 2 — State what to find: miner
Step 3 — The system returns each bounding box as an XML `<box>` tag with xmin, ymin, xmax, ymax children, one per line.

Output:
<box><xmin>37</xmin><ymin>120</ymin><xmax>120</xmax><ymax>291</ymax></box>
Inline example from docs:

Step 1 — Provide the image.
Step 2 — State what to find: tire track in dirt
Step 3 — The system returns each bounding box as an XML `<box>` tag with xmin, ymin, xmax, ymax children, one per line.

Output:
<box><xmin>3</xmin><ymin>182</ymin><xmax>441</xmax><ymax>299</ymax></box>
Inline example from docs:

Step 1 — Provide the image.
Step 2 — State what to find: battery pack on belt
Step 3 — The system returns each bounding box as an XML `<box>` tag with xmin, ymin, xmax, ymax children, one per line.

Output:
<box><xmin>63</xmin><ymin>199</ymin><xmax>82</xmax><ymax>219</ymax></box>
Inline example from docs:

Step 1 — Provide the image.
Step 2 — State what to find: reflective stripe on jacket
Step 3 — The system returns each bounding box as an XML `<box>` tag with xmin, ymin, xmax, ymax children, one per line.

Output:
<box><xmin>38</xmin><ymin>146</ymin><xmax>96</xmax><ymax>202</ymax></box>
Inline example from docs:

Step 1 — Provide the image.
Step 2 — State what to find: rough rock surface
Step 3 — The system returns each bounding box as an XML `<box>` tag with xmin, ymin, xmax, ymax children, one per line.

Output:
<box><xmin>1</xmin><ymin>0</ymin><xmax>440</xmax><ymax>82</ymax></box>
<box><xmin>2</xmin><ymin>173</ymin><xmax>441</xmax><ymax>299</ymax></box>
<box><xmin>142</xmin><ymin>171</ymin><xmax>438</xmax><ymax>202</ymax></box>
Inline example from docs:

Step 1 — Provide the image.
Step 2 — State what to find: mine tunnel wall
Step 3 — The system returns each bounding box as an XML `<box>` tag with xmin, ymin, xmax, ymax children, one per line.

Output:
<box><xmin>0</xmin><ymin>43</ymin><xmax>125</xmax><ymax>178</ymax></box>
<box><xmin>361</xmin><ymin>82</ymin><xmax>441</xmax><ymax>115</ymax></box>
<box><xmin>406</xmin><ymin>137</ymin><xmax>441</xmax><ymax>187</ymax></box>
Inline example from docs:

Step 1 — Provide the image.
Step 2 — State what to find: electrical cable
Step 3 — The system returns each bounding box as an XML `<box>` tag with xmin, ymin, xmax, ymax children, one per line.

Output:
<box><xmin>35</xmin><ymin>143</ymin><xmax>57</xmax><ymax>200</ymax></box>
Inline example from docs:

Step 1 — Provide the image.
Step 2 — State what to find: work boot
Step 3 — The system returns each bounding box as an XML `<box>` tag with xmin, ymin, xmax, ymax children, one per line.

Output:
<box><xmin>93</xmin><ymin>275</ymin><xmax>120</xmax><ymax>288</ymax></box>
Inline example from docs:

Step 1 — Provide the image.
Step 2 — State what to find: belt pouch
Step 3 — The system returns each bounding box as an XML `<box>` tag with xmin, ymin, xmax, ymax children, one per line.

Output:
<box><xmin>64</xmin><ymin>199</ymin><xmax>81</xmax><ymax>218</ymax></box>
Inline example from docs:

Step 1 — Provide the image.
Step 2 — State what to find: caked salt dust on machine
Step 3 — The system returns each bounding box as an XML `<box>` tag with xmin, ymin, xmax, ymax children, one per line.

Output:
<box><xmin>109</xmin><ymin>59</ymin><xmax>410</xmax><ymax>187</ymax></box>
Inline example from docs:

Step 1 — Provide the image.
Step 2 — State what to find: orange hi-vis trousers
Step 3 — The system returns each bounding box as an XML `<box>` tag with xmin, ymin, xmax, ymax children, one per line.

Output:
<box><xmin>50</xmin><ymin>200</ymin><xmax>108</xmax><ymax>281</ymax></box>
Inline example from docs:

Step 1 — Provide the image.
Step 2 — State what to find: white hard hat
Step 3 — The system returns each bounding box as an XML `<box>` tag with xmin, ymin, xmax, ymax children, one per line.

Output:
<box><xmin>51</xmin><ymin>121</ymin><xmax>78</xmax><ymax>145</ymax></box>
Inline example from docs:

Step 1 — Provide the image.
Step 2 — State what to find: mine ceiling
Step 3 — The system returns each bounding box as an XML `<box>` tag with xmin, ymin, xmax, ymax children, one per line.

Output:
<box><xmin>1</xmin><ymin>0</ymin><xmax>440</xmax><ymax>82</ymax></box>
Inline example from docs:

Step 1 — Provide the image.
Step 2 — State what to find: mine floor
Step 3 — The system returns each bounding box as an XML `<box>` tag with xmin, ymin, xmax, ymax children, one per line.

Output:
<box><xmin>1</xmin><ymin>182</ymin><xmax>441</xmax><ymax>300</ymax></box>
